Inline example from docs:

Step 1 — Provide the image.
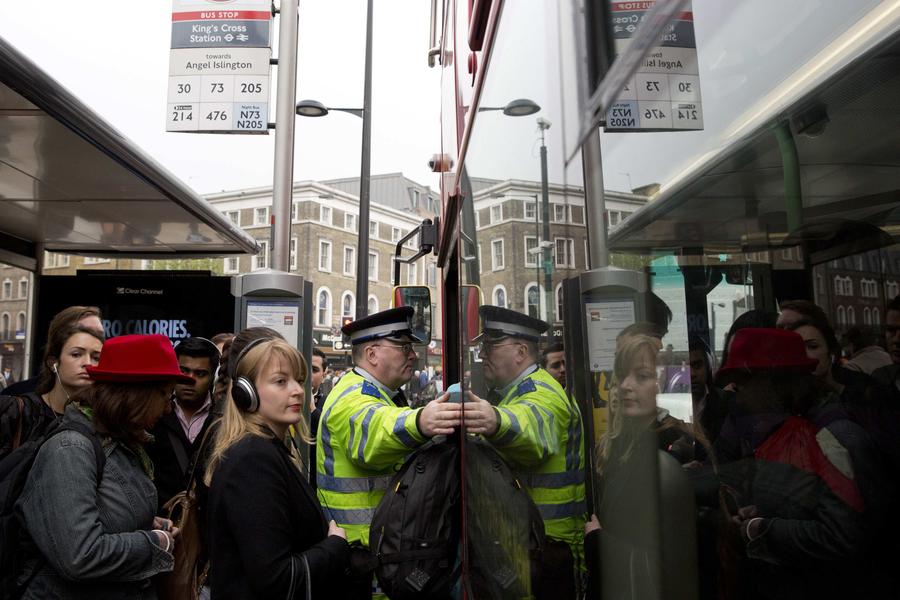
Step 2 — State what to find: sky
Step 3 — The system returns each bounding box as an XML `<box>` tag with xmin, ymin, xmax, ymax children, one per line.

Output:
<box><xmin>0</xmin><ymin>0</ymin><xmax>442</xmax><ymax>195</ymax></box>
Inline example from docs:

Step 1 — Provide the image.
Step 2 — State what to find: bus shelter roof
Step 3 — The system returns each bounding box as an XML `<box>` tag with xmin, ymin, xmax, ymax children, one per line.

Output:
<box><xmin>608</xmin><ymin>14</ymin><xmax>900</xmax><ymax>265</ymax></box>
<box><xmin>0</xmin><ymin>36</ymin><xmax>260</xmax><ymax>271</ymax></box>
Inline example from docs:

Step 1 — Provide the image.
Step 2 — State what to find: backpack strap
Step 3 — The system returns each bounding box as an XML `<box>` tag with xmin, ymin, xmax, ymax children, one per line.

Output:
<box><xmin>11</xmin><ymin>396</ymin><xmax>24</xmax><ymax>451</ymax></box>
<box><xmin>55</xmin><ymin>420</ymin><xmax>107</xmax><ymax>485</ymax></box>
<box><xmin>167</xmin><ymin>429</ymin><xmax>190</xmax><ymax>475</ymax></box>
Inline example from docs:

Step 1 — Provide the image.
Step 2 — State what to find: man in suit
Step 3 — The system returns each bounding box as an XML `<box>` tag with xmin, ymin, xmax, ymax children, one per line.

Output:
<box><xmin>147</xmin><ymin>336</ymin><xmax>220</xmax><ymax>512</ymax></box>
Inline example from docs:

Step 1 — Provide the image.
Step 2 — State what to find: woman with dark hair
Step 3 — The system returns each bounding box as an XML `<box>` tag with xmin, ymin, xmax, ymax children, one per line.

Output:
<box><xmin>1</xmin><ymin>320</ymin><xmax>104</xmax><ymax>459</ymax></box>
<box><xmin>14</xmin><ymin>334</ymin><xmax>193</xmax><ymax>599</ymax></box>
<box><xmin>205</xmin><ymin>338</ymin><xmax>349</xmax><ymax>598</ymax></box>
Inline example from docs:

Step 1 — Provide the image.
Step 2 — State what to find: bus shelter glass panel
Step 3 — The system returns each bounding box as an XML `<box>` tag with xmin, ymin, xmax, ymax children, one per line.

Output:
<box><xmin>594</xmin><ymin>0</ymin><xmax>900</xmax><ymax>598</ymax></box>
<box><xmin>455</xmin><ymin>1</ymin><xmax>591</xmax><ymax>597</ymax></box>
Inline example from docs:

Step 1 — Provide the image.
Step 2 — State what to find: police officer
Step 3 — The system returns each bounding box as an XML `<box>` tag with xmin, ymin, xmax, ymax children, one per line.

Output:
<box><xmin>316</xmin><ymin>306</ymin><xmax>461</xmax><ymax>598</ymax></box>
<box><xmin>464</xmin><ymin>306</ymin><xmax>586</xmax><ymax>597</ymax></box>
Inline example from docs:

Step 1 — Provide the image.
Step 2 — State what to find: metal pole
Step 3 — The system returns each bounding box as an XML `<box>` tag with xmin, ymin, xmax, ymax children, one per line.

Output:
<box><xmin>539</xmin><ymin>123</ymin><xmax>553</xmax><ymax>322</ymax></box>
<box><xmin>271</xmin><ymin>0</ymin><xmax>300</xmax><ymax>272</ymax></box>
<box><xmin>355</xmin><ymin>0</ymin><xmax>374</xmax><ymax>320</ymax></box>
<box><xmin>582</xmin><ymin>131</ymin><xmax>609</xmax><ymax>269</ymax></box>
<box><xmin>535</xmin><ymin>194</ymin><xmax>541</xmax><ymax>316</ymax></box>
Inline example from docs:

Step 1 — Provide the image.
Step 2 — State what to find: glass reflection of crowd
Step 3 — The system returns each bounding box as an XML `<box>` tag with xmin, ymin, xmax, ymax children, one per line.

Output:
<box><xmin>583</xmin><ymin>295</ymin><xmax>900</xmax><ymax>600</ymax></box>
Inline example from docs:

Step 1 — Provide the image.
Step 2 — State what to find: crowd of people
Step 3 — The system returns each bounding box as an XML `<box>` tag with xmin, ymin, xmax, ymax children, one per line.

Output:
<box><xmin>0</xmin><ymin>293</ymin><xmax>898</xmax><ymax>599</ymax></box>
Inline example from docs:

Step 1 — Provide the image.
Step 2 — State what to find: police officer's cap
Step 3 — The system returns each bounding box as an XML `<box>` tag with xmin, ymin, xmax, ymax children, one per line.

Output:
<box><xmin>476</xmin><ymin>306</ymin><xmax>548</xmax><ymax>343</ymax></box>
<box><xmin>342</xmin><ymin>306</ymin><xmax>424</xmax><ymax>345</ymax></box>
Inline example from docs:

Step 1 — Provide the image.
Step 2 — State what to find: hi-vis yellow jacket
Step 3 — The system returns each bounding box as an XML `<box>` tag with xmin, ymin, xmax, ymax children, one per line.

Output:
<box><xmin>488</xmin><ymin>366</ymin><xmax>586</xmax><ymax>552</ymax></box>
<box><xmin>316</xmin><ymin>370</ymin><xmax>426</xmax><ymax>547</ymax></box>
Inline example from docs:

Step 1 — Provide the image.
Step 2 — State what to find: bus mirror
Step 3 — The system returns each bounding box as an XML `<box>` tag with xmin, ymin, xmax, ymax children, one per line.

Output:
<box><xmin>461</xmin><ymin>285</ymin><xmax>483</xmax><ymax>346</ymax></box>
<box><xmin>393</xmin><ymin>286</ymin><xmax>432</xmax><ymax>345</ymax></box>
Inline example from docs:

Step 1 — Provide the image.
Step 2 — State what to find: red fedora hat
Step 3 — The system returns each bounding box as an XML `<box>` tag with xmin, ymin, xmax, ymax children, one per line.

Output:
<box><xmin>87</xmin><ymin>334</ymin><xmax>195</xmax><ymax>384</ymax></box>
<box><xmin>717</xmin><ymin>328</ymin><xmax>818</xmax><ymax>380</ymax></box>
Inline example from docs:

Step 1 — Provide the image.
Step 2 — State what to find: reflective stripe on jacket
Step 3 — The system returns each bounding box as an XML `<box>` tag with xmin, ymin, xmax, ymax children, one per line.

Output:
<box><xmin>316</xmin><ymin>370</ymin><xmax>425</xmax><ymax>546</ymax></box>
<box><xmin>490</xmin><ymin>367</ymin><xmax>587</xmax><ymax>549</ymax></box>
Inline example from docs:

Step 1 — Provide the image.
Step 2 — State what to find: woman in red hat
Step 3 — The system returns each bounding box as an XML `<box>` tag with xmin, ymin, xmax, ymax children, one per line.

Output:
<box><xmin>711</xmin><ymin>328</ymin><xmax>880</xmax><ymax>600</ymax></box>
<box><xmin>15</xmin><ymin>334</ymin><xmax>193</xmax><ymax>599</ymax></box>
<box><xmin>204</xmin><ymin>337</ymin><xmax>349</xmax><ymax>599</ymax></box>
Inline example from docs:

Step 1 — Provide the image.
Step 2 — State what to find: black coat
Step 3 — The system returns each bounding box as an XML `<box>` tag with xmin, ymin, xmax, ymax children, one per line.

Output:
<box><xmin>146</xmin><ymin>406</ymin><xmax>216</xmax><ymax>512</ymax></box>
<box><xmin>207</xmin><ymin>432</ymin><xmax>350</xmax><ymax>599</ymax></box>
<box><xmin>0</xmin><ymin>392</ymin><xmax>57</xmax><ymax>460</ymax></box>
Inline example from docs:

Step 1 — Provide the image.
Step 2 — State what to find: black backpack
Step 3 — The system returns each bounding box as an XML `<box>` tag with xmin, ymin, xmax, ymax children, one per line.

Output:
<box><xmin>463</xmin><ymin>437</ymin><xmax>546</xmax><ymax>600</ymax></box>
<box><xmin>370</xmin><ymin>437</ymin><xmax>462</xmax><ymax>600</ymax></box>
<box><xmin>0</xmin><ymin>419</ymin><xmax>106</xmax><ymax>599</ymax></box>
<box><xmin>369</xmin><ymin>436</ymin><xmax>546</xmax><ymax>600</ymax></box>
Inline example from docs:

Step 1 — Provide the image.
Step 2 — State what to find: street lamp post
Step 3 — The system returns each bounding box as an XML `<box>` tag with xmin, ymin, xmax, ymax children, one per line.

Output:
<box><xmin>710</xmin><ymin>301</ymin><xmax>726</xmax><ymax>356</ymax></box>
<box><xmin>538</xmin><ymin>118</ymin><xmax>553</xmax><ymax>323</ymax></box>
<box><xmin>295</xmin><ymin>0</ymin><xmax>373</xmax><ymax>321</ymax></box>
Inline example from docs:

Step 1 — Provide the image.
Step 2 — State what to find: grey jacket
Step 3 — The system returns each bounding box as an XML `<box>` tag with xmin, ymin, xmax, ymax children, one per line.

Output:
<box><xmin>15</xmin><ymin>404</ymin><xmax>173</xmax><ymax>599</ymax></box>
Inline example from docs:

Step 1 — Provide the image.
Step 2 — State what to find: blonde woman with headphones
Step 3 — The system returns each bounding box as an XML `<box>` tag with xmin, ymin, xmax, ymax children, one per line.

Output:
<box><xmin>205</xmin><ymin>335</ymin><xmax>349</xmax><ymax>599</ymax></box>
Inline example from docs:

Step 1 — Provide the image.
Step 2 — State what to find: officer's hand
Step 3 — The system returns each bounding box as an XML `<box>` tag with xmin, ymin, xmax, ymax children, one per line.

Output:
<box><xmin>463</xmin><ymin>392</ymin><xmax>498</xmax><ymax>435</ymax></box>
<box><xmin>419</xmin><ymin>393</ymin><xmax>461</xmax><ymax>437</ymax></box>
<box><xmin>585</xmin><ymin>513</ymin><xmax>602</xmax><ymax>534</ymax></box>
<box><xmin>328</xmin><ymin>519</ymin><xmax>347</xmax><ymax>540</ymax></box>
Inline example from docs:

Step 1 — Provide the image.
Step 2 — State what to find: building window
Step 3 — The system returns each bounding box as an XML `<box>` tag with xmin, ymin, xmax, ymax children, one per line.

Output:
<box><xmin>887</xmin><ymin>281</ymin><xmax>900</xmax><ymax>300</ymax></box>
<box><xmin>369</xmin><ymin>221</ymin><xmax>379</xmax><ymax>239</ymax></box>
<box><xmin>864</xmin><ymin>307</ymin><xmax>872</xmax><ymax>325</ymax></box>
<box><xmin>555</xmin><ymin>238</ymin><xmax>575</xmax><ymax>268</ymax></box>
<box><xmin>491</xmin><ymin>239</ymin><xmax>505</xmax><ymax>271</ymax></box>
<box><xmin>553</xmin><ymin>204</ymin><xmax>568</xmax><ymax>223</ymax></box>
<box><xmin>343</xmin><ymin>246</ymin><xmax>356</xmax><ymax>276</ymax></box>
<box><xmin>290</xmin><ymin>237</ymin><xmax>298</xmax><ymax>271</ymax></box>
<box><xmin>83</xmin><ymin>257</ymin><xmax>111</xmax><ymax>265</ymax></box>
<box><xmin>493</xmin><ymin>285</ymin><xmax>507</xmax><ymax>308</ymax></box>
<box><xmin>555</xmin><ymin>284</ymin><xmax>564</xmax><ymax>322</ymax></box>
<box><xmin>18</xmin><ymin>278</ymin><xmax>27</xmax><ymax>299</ymax></box>
<box><xmin>491</xmin><ymin>205</ymin><xmax>502</xmax><ymax>223</ymax></box>
<box><xmin>341</xmin><ymin>292</ymin><xmax>354</xmax><ymax>317</ymax></box>
<box><xmin>253</xmin><ymin>240</ymin><xmax>269</xmax><ymax>271</ymax></box>
<box><xmin>44</xmin><ymin>252</ymin><xmax>71</xmax><ymax>269</ymax></box>
<box><xmin>369</xmin><ymin>251</ymin><xmax>379</xmax><ymax>282</ymax></box>
<box><xmin>320</xmin><ymin>205</ymin><xmax>332</xmax><ymax>225</ymax></box>
<box><xmin>391</xmin><ymin>227</ymin><xmax>402</xmax><ymax>242</ymax></box>
<box><xmin>426</xmin><ymin>263</ymin><xmax>437</xmax><ymax>287</ymax></box>
<box><xmin>874</xmin><ymin>307</ymin><xmax>881</xmax><ymax>325</ymax></box>
<box><xmin>407</xmin><ymin>263</ymin><xmax>418</xmax><ymax>286</ymax></box>
<box><xmin>607</xmin><ymin>210</ymin><xmax>620</xmax><ymax>227</ymax></box>
<box><xmin>837</xmin><ymin>306</ymin><xmax>846</xmax><ymax>326</ymax></box>
<box><xmin>226</xmin><ymin>210</ymin><xmax>241</xmax><ymax>226</ymax></box>
<box><xmin>318</xmin><ymin>240</ymin><xmax>332</xmax><ymax>272</ymax></box>
<box><xmin>15</xmin><ymin>312</ymin><xmax>25</xmax><ymax>335</ymax></box>
<box><xmin>368</xmin><ymin>295</ymin><xmax>379</xmax><ymax>315</ymax></box>
<box><xmin>254</xmin><ymin>206</ymin><xmax>269</xmax><ymax>226</ymax></box>
<box><xmin>291</xmin><ymin>202</ymin><xmax>299</xmax><ymax>223</ymax></box>
<box><xmin>525</xmin><ymin>284</ymin><xmax>541</xmax><ymax>320</ymax></box>
<box><xmin>524</xmin><ymin>236</ymin><xmax>539</xmax><ymax>267</ymax></box>
<box><xmin>1</xmin><ymin>313</ymin><xmax>9</xmax><ymax>339</ymax></box>
<box><xmin>224</xmin><ymin>257</ymin><xmax>240</xmax><ymax>274</ymax></box>
<box><xmin>847</xmin><ymin>306</ymin><xmax>856</xmax><ymax>325</ymax></box>
<box><xmin>2</xmin><ymin>280</ymin><xmax>11</xmax><ymax>300</ymax></box>
<box><xmin>316</xmin><ymin>288</ymin><xmax>332</xmax><ymax>327</ymax></box>
<box><xmin>477</xmin><ymin>244</ymin><xmax>483</xmax><ymax>274</ymax></box>
<box><xmin>411</xmin><ymin>189</ymin><xmax>420</xmax><ymax>208</ymax></box>
<box><xmin>525</xmin><ymin>201</ymin><xmax>536</xmax><ymax>220</ymax></box>
<box><xmin>345</xmin><ymin>213</ymin><xmax>357</xmax><ymax>232</ymax></box>
<box><xmin>571</xmin><ymin>206</ymin><xmax>584</xmax><ymax>224</ymax></box>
